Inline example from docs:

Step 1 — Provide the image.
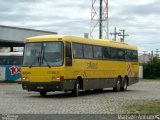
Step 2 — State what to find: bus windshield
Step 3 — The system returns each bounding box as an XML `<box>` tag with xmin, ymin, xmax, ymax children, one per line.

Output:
<box><xmin>23</xmin><ymin>42</ymin><xmax>63</xmax><ymax>67</ymax></box>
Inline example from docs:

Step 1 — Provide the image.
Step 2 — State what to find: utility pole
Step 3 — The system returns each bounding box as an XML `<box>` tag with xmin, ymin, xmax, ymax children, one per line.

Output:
<box><xmin>143</xmin><ymin>51</ymin><xmax>148</xmax><ymax>63</ymax></box>
<box><xmin>118</xmin><ymin>29</ymin><xmax>129</xmax><ymax>42</ymax></box>
<box><xmin>150</xmin><ymin>50</ymin><xmax>154</xmax><ymax>78</ymax></box>
<box><xmin>110</xmin><ymin>27</ymin><xmax>120</xmax><ymax>41</ymax></box>
<box><xmin>99</xmin><ymin>0</ymin><xmax>102</xmax><ymax>39</ymax></box>
<box><xmin>155</xmin><ymin>49</ymin><xmax>160</xmax><ymax>57</ymax></box>
<box><xmin>151</xmin><ymin>50</ymin><xmax>154</xmax><ymax>60</ymax></box>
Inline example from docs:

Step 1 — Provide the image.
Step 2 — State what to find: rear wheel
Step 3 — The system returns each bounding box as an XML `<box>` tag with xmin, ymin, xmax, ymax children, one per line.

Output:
<box><xmin>113</xmin><ymin>77</ymin><xmax>121</xmax><ymax>92</ymax></box>
<box><xmin>72</xmin><ymin>80</ymin><xmax>80</xmax><ymax>97</ymax></box>
<box><xmin>121</xmin><ymin>77</ymin><xmax>128</xmax><ymax>91</ymax></box>
<box><xmin>40</xmin><ymin>91</ymin><xmax>47</xmax><ymax>96</ymax></box>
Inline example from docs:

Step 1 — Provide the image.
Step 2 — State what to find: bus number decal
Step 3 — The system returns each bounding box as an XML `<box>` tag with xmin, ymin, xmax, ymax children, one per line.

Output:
<box><xmin>87</xmin><ymin>62</ymin><xmax>98</xmax><ymax>69</ymax></box>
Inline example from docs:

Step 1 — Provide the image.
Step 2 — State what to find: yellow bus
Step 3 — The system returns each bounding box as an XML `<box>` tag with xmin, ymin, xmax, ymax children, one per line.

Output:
<box><xmin>21</xmin><ymin>35</ymin><xmax>139</xmax><ymax>96</ymax></box>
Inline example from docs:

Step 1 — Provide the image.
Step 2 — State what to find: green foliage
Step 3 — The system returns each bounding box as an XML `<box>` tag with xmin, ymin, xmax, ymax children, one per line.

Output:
<box><xmin>143</xmin><ymin>57</ymin><xmax>160</xmax><ymax>79</ymax></box>
<box><xmin>126</xmin><ymin>100</ymin><xmax>160</xmax><ymax>114</ymax></box>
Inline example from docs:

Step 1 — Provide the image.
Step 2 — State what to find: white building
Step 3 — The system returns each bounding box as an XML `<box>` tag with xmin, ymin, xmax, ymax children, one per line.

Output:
<box><xmin>0</xmin><ymin>25</ymin><xmax>57</xmax><ymax>52</ymax></box>
<box><xmin>138</xmin><ymin>54</ymin><xmax>152</xmax><ymax>63</ymax></box>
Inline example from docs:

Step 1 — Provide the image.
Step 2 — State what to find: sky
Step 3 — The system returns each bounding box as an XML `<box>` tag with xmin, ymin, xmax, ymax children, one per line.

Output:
<box><xmin>0</xmin><ymin>0</ymin><xmax>160</xmax><ymax>54</ymax></box>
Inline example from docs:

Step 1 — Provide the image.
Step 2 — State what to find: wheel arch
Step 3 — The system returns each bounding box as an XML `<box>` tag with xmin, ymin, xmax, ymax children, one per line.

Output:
<box><xmin>118</xmin><ymin>75</ymin><xmax>122</xmax><ymax>82</ymax></box>
<box><xmin>76</xmin><ymin>76</ymin><xmax>83</xmax><ymax>90</ymax></box>
<box><xmin>125</xmin><ymin>75</ymin><xmax>129</xmax><ymax>86</ymax></box>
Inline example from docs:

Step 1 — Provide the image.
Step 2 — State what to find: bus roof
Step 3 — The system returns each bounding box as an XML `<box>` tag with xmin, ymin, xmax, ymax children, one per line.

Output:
<box><xmin>26</xmin><ymin>35</ymin><xmax>137</xmax><ymax>50</ymax></box>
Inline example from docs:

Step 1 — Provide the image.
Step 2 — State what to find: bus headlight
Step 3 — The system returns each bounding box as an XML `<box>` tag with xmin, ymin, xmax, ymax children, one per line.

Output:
<box><xmin>52</xmin><ymin>76</ymin><xmax>64</xmax><ymax>81</ymax></box>
<box><xmin>22</xmin><ymin>77</ymin><xmax>29</xmax><ymax>81</ymax></box>
<box><xmin>57</xmin><ymin>76</ymin><xmax>64</xmax><ymax>81</ymax></box>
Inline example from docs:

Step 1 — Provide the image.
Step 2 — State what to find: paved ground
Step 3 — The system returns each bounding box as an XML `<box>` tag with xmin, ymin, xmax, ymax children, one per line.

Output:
<box><xmin>0</xmin><ymin>80</ymin><xmax>160</xmax><ymax>114</ymax></box>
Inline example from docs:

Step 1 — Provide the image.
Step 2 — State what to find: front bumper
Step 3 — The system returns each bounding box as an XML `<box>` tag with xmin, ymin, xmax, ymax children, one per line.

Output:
<box><xmin>22</xmin><ymin>80</ymin><xmax>75</xmax><ymax>92</ymax></box>
<box><xmin>22</xmin><ymin>81</ymin><xmax>63</xmax><ymax>91</ymax></box>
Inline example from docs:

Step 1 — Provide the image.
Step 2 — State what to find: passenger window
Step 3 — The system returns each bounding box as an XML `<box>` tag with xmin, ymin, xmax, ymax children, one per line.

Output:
<box><xmin>10</xmin><ymin>56</ymin><xmax>23</xmax><ymax>65</ymax></box>
<box><xmin>73</xmin><ymin>43</ymin><xmax>83</xmax><ymax>58</ymax></box>
<box><xmin>126</xmin><ymin>50</ymin><xmax>133</xmax><ymax>61</ymax></box>
<box><xmin>102</xmin><ymin>47</ymin><xmax>110</xmax><ymax>59</ymax></box>
<box><xmin>110</xmin><ymin>48</ymin><xmax>118</xmax><ymax>59</ymax></box>
<box><xmin>84</xmin><ymin>45</ymin><xmax>93</xmax><ymax>58</ymax></box>
<box><xmin>117</xmin><ymin>49</ymin><xmax>125</xmax><ymax>60</ymax></box>
<box><xmin>132</xmin><ymin>50</ymin><xmax>138</xmax><ymax>61</ymax></box>
<box><xmin>93</xmin><ymin>46</ymin><xmax>102</xmax><ymax>59</ymax></box>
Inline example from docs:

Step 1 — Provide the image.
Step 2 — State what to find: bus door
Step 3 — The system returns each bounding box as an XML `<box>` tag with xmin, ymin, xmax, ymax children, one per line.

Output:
<box><xmin>65</xmin><ymin>42</ymin><xmax>73</xmax><ymax>79</ymax></box>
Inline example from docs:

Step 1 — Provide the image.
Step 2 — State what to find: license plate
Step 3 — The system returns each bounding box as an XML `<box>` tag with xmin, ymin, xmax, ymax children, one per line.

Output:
<box><xmin>36</xmin><ymin>86</ymin><xmax>44</xmax><ymax>89</ymax></box>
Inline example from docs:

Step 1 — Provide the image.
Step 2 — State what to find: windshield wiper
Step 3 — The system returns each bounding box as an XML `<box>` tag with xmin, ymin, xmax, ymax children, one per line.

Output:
<box><xmin>41</xmin><ymin>45</ymin><xmax>51</xmax><ymax>68</ymax></box>
<box><xmin>29</xmin><ymin>52</ymin><xmax>41</xmax><ymax>68</ymax></box>
<box><xmin>43</xmin><ymin>57</ymin><xmax>51</xmax><ymax>68</ymax></box>
<box><xmin>29</xmin><ymin>63</ymin><xmax>33</xmax><ymax>68</ymax></box>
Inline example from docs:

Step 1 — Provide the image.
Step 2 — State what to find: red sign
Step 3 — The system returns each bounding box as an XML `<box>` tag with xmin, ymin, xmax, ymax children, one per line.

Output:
<box><xmin>10</xmin><ymin>66</ymin><xmax>21</xmax><ymax>75</ymax></box>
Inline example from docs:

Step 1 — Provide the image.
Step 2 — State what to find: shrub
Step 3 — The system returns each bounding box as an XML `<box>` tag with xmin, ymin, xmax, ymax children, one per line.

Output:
<box><xmin>143</xmin><ymin>57</ymin><xmax>160</xmax><ymax>79</ymax></box>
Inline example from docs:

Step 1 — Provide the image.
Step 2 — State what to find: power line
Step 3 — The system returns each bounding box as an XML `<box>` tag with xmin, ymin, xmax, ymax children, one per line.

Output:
<box><xmin>118</xmin><ymin>29</ymin><xmax>129</xmax><ymax>42</ymax></box>
<box><xmin>110</xmin><ymin>27</ymin><xmax>120</xmax><ymax>41</ymax></box>
<box><xmin>155</xmin><ymin>49</ymin><xmax>160</xmax><ymax>57</ymax></box>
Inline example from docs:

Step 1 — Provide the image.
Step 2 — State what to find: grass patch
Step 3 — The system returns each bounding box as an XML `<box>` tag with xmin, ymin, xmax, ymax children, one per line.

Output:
<box><xmin>140</xmin><ymin>79</ymin><xmax>160</xmax><ymax>82</ymax></box>
<box><xmin>125</xmin><ymin>100</ymin><xmax>160</xmax><ymax>114</ymax></box>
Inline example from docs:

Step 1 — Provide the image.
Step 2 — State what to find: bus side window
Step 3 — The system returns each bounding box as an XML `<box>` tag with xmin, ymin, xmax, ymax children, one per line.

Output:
<box><xmin>73</xmin><ymin>43</ymin><xmax>83</xmax><ymax>58</ymax></box>
<box><xmin>102</xmin><ymin>47</ymin><xmax>110</xmax><ymax>59</ymax></box>
<box><xmin>117</xmin><ymin>49</ymin><xmax>125</xmax><ymax>60</ymax></box>
<box><xmin>132</xmin><ymin>50</ymin><xmax>138</xmax><ymax>61</ymax></box>
<box><xmin>0</xmin><ymin>56</ymin><xmax>10</xmax><ymax>65</ymax></box>
<box><xmin>65</xmin><ymin>42</ymin><xmax>72</xmax><ymax>66</ymax></box>
<box><xmin>93</xmin><ymin>46</ymin><xmax>102</xmax><ymax>59</ymax></box>
<box><xmin>110</xmin><ymin>48</ymin><xmax>118</xmax><ymax>60</ymax></box>
<box><xmin>83</xmin><ymin>45</ymin><xmax>93</xmax><ymax>59</ymax></box>
<box><xmin>10</xmin><ymin>56</ymin><xmax>23</xmax><ymax>65</ymax></box>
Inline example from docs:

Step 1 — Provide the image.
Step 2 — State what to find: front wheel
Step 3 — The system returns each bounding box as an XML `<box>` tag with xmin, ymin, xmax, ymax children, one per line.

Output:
<box><xmin>113</xmin><ymin>77</ymin><xmax>121</xmax><ymax>92</ymax></box>
<box><xmin>40</xmin><ymin>91</ymin><xmax>47</xmax><ymax>96</ymax></box>
<box><xmin>94</xmin><ymin>88</ymin><xmax>103</xmax><ymax>92</ymax></box>
<box><xmin>72</xmin><ymin>80</ymin><xmax>80</xmax><ymax>97</ymax></box>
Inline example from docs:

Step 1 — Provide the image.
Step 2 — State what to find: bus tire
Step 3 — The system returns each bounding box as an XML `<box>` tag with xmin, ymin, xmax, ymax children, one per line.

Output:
<box><xmin>113</xmin><ymin>77</ymin><xmax>121</xmax><ymax>92</ymax></box>
<box><xmin>121</xmin><ymin>77</ymin><xmax>128</xmax><ymax>91</ymax></box>
<box><xmin>40</xmin><ymin>91</ymin><xmax>47</xmax><ymax>96</ymax></box>
<box><xmin>94</xmin><ymin>88</ymin><xmax>103</xmax><ymax>92</ymax></box>
<box><xmin>64</xmin><ymin>90</ymin><xmax>68</xmax><ymax>93</ymax></box>
<box><xmin>72</xmin><ymin>80</ymin><xmax>80</xmax><ymax>97</ymax></box>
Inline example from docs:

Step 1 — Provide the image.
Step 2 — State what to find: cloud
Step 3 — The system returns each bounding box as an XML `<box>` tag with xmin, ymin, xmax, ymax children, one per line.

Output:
<box><xmin>119</xmin><ymin>1</ymin><xmax>160</xmax><ymax>16</ymax></box>
<box><xmin>0</xmin><ymin>0</ymin><xmax>160</xmax><ymax>53</ymax></box>
<box><xmin>108</xmin><ymin>0</ymin><xmax>160</xmax><ymax>53</ymax></box>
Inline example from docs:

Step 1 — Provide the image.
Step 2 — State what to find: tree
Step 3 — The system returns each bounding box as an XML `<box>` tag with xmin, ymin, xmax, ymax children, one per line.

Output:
<box><xmin>143</xmin><ymin>57</ymin><xmax>160</xmax><ymax>79</ymax></box>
